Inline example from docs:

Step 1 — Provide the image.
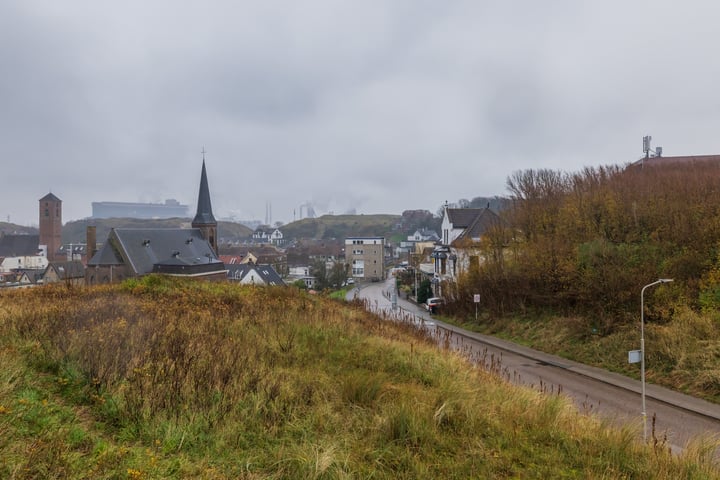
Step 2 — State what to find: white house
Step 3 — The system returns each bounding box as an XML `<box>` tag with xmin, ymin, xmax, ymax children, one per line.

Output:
<box><xmin>252</xmin><ymin>226</ymin><xmax>284</xmax><ymax>245</ymax></box>
<box><xmin>435</xmin><ymin>206</ymin><xmax>503</xmax><ymax>284</ymax></box>
<box><xmin>0</xmin><ymin>255</ymin><xmax>49</xmax><ymax>273</ymax></box>
<box><xmin>407</xmin><ymin>229</ymin><xmax>439</xmax><ymax>243</ymax></box>
<box><xmin>227</xmin><ymin>264</ymin><xmax>285</xmax><ymax>285</ymax></box>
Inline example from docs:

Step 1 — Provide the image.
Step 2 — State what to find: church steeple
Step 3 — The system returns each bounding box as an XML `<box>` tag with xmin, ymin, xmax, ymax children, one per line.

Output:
<box><xmin>192</xmin><ymin>153</ymin><xmax>218</xmax><ymax>255</ymax></box>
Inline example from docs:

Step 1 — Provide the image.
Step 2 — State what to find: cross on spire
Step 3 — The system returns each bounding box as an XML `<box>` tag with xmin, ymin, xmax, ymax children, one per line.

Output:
<box><xmin>201</xmin><ymin>146</ymin><xmax>206</xmax><ymax>161</ymax></box>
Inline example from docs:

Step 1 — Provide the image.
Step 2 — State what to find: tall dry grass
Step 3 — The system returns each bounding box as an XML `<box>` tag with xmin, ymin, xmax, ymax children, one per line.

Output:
<box><xmin>0</xmin><ymin>277</ymin><xmax>717</xmax><ymax>478</ymax></box>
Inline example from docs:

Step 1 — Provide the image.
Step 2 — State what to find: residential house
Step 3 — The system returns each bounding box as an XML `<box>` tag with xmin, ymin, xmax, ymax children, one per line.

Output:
<box><xmin>431</xmin><ymin>206</ymin><xmax>503</xmax><ymax>295</ymax></box>
<box><xmin>252</xmin><ymin>226</ymin><xmax>284</xmax><ymax>245</ymax></box>
<box><xmin>0</xmin><ymin>271</ymin><xmax>35</xmax><ymax>288</ymax></box>
<box><xmin>285</xmin><ymin>239</ymin><xmax>343</xmax><ymax>287</ymax></box>
<box><xmin>408</xmin><ymin>228</ymin><xmax>440</xmax><ymax>243</ymax></box>
<box><xmin>41</xmin><ymin>260</ymin><xmax>86</xmax><ymax>286</ymax></box>
<box><xmin>287</xmin><ymin>265</ymin><xmax>315</xmax><ymax>289</ymax></box>
<box><xmin>398</xmin><ymin>228</ymin><xmax>440</xmax><ymax>259</ymax></box>
<box><xmin>226</xmin><ymin>263</ymin><xmax>285</xmax><ymax>285</ymax></box>
<box><xmin>13</xmin><ymin>268</ymin><xmax>44</xmax><ymax>285</ymax></box>
<box><xmin>0</xmin><ymin>254</ymin><xmax>48</xmax><ymax>273</ymax></box>
<box><xmin>220</xmin><ymin>244</ymin><xmax>288</xmax><ymax>277</ymax></box>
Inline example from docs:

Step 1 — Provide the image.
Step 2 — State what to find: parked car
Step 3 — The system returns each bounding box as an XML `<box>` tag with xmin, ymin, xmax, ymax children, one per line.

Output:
<box><xmin>424</xmin><ymin>297</ymin><xmax>444</xmax><ymax>314</ymax></box>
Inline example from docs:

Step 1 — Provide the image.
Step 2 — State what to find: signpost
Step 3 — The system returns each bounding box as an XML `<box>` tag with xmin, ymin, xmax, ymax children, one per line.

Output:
<box><xmin>473</xmin><ymin>294</ymin><xmax>480</xmax><ymax>321</ymax></box>
<box><xmin>628</xmin><ymin>350</ymin><xmax>641</xmax><ymax>364</ymax></box>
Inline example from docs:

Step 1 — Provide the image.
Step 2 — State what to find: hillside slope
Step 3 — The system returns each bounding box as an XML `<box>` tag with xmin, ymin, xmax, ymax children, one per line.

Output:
<box><xmin>280</xmin><ymin>214</ymin><xmax>400</xmax><ymax>240</ymax></box>
<box><xmin>0</xmin><ymin>278</ymin><xmax>715</xmax><ymax>478</ymax></box>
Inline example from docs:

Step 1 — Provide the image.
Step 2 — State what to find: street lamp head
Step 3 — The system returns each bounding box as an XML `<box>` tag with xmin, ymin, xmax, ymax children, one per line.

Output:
<box><xmin>659</xmin><ymin>278</ymin><xmax>674</xmax><ymax>283</ymax></box>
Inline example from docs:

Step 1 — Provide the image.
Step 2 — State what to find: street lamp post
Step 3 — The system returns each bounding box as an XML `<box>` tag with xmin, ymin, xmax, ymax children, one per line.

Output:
<box><xmin>640</xmin><ymin>278</ymin><xmax>673</xmax><ymax>442</ymax></box>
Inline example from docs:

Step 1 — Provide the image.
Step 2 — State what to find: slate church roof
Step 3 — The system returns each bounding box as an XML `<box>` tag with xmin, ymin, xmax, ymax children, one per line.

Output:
<box><xmin>89</xmin><ymin>228</ymin><xmax>224</xmax><ymax>277</ymax></box>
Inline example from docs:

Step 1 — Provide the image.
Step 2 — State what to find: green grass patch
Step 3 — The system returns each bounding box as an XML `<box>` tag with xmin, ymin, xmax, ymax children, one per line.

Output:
<box><xmin>0</xmin><ymin>278</ymin><xmax>717</xmax><ymax>478</ymax></box>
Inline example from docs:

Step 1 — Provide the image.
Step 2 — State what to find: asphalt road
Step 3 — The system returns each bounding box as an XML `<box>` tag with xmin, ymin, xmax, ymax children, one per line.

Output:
<box><xmin>349</xmin><ymin>278</ymin><xmax>720</xmax><ymax>454</ymax></box>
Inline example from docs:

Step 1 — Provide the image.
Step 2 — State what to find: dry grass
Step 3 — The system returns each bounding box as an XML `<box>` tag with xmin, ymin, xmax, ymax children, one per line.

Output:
<box><xmin>0</xmin><ymin>276</ymin><xmax>717</xmax><ymax>478</ymax></box>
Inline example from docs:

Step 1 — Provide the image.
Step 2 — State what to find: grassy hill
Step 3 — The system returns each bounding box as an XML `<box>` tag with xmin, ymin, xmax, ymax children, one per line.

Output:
<box><xmin>280</xmin><ymin>214</ymin><xmax>401</xmax><ymax>240</ymax></box>
<box><xmin>0</xmin><ymin>278</ymin><xmax>716</xmax><ymax>478</ymax></box>
<box><xmin>61</xmin><ymin>218</ymin><xmax>253</xmax><ymax>244</ymax></box>
<box><xmin>3</xmin><ymin>213</ymin><xmax>405</xmax><ymax>245</ymax></box>
<box><xmin>0</xmin><ymin>222</ymin><xmax>37</xmax><ymax>236</ymax></box>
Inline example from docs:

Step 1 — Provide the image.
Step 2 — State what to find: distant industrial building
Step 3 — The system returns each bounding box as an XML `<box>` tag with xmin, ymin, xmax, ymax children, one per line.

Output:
<box><xmin>91</xmin><ymin>199</ymin><xmax>189</xmax><ymax>219</ymax></box>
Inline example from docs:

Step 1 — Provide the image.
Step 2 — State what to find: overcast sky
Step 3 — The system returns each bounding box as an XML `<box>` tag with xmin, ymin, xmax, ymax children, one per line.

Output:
<box><xmin>3</xmin><ymin>1</ymin><xmax>720</xmax><ymax>226</ymax></box>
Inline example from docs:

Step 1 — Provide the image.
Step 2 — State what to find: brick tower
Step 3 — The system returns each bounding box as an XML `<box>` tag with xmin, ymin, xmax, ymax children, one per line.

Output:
<box><xmin>39</xmin><ymin>193</ymin><xmax>62</xmax><ymax>261</ymax></box>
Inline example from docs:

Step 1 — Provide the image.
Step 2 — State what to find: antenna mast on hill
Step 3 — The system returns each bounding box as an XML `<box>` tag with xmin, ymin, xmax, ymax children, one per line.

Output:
<box><xmin>642</xmin><ymin>135</ymin><xmax>662</xmax><ymax>159</ymax></box>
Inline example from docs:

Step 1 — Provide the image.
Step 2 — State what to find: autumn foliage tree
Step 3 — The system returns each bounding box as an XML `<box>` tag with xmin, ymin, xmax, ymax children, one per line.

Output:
<box><xmin>456</xmin><ymin>161</ymin><xmax>720</xmax><ymax>327</ymax></box>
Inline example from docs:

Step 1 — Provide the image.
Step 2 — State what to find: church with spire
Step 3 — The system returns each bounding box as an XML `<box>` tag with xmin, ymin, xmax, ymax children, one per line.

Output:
<box><xmin>86</xmin><ymin>158</ymin><xmax>226</xmax><ymax>284</ymax></box>
<box><xmin>192</xmin><ymin>158</ymin><xmax>218</xmax><ymax>255</ymax></box>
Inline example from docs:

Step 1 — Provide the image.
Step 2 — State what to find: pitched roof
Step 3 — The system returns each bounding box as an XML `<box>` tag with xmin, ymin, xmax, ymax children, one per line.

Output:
<box><xmin>192</xmin><ymin>160</ymin><xmax>216</xmax><ymax>225</ymax></box>
<box><xmin>0</xmin><ymin>234</ymin><xmax>40</xmax><ymax>256</ymax></box>
<box><xmin>89</xmin><ymin>242</ymin><xmax>124</xmax><ymax>266</ymax></box>
<box><xmin>89</xmin><ymin>228</ymin><xmax>223</xmax><ymax>275</ymax></box>
<box><xmin>226</xmin><ymin>264</ymin><xmax>285</xmax><ymax>285</ymax></box>
<box><xmin>253</xmin><ymin>226</ymin><xmax>275</xmax><ymax>235</ymax></box>
<box><xmin>46</xmin><ymin>261</ymin><xmax>85</xmax><ymax>279</ymax></box>
<box><xmin>39</xmin><ymin>193</ymin><xmax>61</xmax><ymax>202</ymax></box>
<box><xmin>219</xmin><ymin>255</ymin><xmax>243</xmax><ymax>264</ymax></box>
<box><xmin>446</xmin><ymin>208</ymin><xmax>486</xmax><ymax>228</ymax></box>
<box><xmin>453</xmin><ymin>208</ymin><xmax>502</xmax><ymax>243</ymax></box>
<box><xmin>13</xmin><ymin>268</ymin><xmax>44</xmax><ymax>284</ymax></box>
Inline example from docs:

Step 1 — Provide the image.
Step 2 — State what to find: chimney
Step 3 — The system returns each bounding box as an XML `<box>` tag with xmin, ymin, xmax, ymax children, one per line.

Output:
<box><xmin>86</xmin><ymin>226</ymin><xmax>97</xmax><ymax>261</ymax></box>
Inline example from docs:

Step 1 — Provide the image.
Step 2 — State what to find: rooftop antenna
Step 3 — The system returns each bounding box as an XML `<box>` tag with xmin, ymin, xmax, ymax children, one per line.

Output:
<box><xmin>641</xmin><ymin>135</ymin><xmax>662</xmax><ymax>167</ymax></box>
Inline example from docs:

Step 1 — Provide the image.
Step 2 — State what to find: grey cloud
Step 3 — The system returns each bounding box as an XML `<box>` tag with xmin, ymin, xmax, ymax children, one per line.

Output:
<box><xmin>4</xmin><ymin>1</ymin><xmax>720</xmax><ymax>226</ymax></box>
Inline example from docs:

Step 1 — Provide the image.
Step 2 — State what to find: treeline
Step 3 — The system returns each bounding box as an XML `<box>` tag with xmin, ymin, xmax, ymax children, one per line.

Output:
<box><xmin>449</xmin><ymin>162</ymin><xmax>720</xmax><ymax>329</ymax></box>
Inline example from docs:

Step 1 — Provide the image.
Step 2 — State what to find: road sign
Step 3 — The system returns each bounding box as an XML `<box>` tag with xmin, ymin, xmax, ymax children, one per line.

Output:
<box><xmin>473</xmin><ymin>294</ymin><xmax>480</xmax><ymax>303</ymax></box>
<box><xmin>628</xmin><ymin>350</ymin><xmax>641</xmax><ymax>364</ymax></box>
